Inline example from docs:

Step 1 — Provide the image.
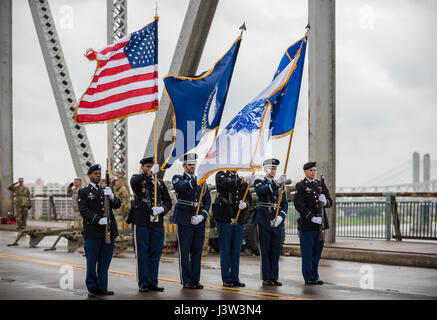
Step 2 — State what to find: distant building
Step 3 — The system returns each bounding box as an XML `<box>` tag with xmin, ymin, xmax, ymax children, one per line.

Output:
<box><xmin>27</xmin><ymin>179</ymin><xmax>72</xmax><ymax>220</ymax></box>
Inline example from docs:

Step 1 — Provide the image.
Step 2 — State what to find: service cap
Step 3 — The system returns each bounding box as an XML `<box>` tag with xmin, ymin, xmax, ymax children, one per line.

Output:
<box><xmin>303</xmin><ymin>161</ymin><xmax>317</xmax><ymax>170</ymax></box>
<box><xmin>87</xmin><ymin>164</ymin><xmax>101</xmax><ymax>175</ymax></box>
<box><xmin>181</xmin><ymin>153</ymin><xmax>198</xmax><ymax>165</ymax></box>
<box><xmin>140</xmin><ymin>157</ymin><xmax>154</xmax><ymax>165</ymax></box>
<box><xmin>263</xmin><ymin>158</ymin><xmax>280</xmax><ymax>168</ymax></box>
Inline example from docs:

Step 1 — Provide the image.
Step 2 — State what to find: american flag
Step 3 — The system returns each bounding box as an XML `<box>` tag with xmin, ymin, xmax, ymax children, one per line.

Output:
<box><xmin>74</xmin><ymin>18</ymin><xmax>159</xmax><ymax>123</ymax></box>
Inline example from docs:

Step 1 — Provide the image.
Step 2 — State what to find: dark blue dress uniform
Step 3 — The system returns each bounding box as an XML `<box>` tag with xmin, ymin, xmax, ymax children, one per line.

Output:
<box><xmin>213</xmin><ymin>170</ymin><xmax>252</xmax><ymax>286</ymax></box>
<box><xmin>294</xmin><ymin>177</ymin><xmax>332</xmax><ymax>283</ymax></box>
<box><xmin>78</xmin><ymin>182</ymin><xmax>121</xmax><ymax>294</ymax></box>
<box><xmin>127</xmin><ymin>171</ymin><xmax>172</xmax><ymax>290</ymax></box>
<box><xmin>252</xmin><ymin>177</ymin><xmax>288</xmax><ymax>283</ymax></box>
<box><xmin>172</xmin><ymin>172</ymin><xmax>211</xmax><ymax>287</ymax></box>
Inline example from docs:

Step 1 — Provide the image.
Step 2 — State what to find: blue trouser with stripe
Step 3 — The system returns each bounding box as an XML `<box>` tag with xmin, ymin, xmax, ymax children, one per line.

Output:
<box><xmin>299</xmin><ymin>230</ymin><xmax>324</xmax><ymax>281</ymax></box>
<box><xmin>257</xmin><ymin>224</ymin><xmax>282</xmax><ymax>281</ymax></box>
<box><xmin>132</xmin><ymin>225</ymin><xmax>164</xmax><ymax>288</ymax></box>
<box><xmin>177</xmin><ymin>224</ymin><xmax>205</xmax><ymax>285</ymax></box>
<box><xmin>83</xmin><ymin>238</ymin><xmax>115</xmax><ymax>291</ymax></box>
<box><xmin>216</xmin><ymin>221</ymin><xmax>244</xmax><ymax>283</ymax></box>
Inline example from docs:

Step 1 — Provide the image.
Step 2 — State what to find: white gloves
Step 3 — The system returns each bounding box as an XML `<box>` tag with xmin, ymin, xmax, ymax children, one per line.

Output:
<box><xmin>278</xmin><ymin>174</ymin><xmax>287</xmax><ymax>184</ymax></box>
<box><xmin>319</xmin><ymin>194</ymin><xmax>327</xmax><ymax>206</ymax></box>
<box><xmin>98</xmin><ymin>217</ymin><xmax>108</xmax><ymax>225</ymax></box>
<box><xmin>238</xmin><ymin>201</ymin><xmax>247</xmax><ymax>210</ymax></box>
<box><xmin>191</xmin><ymin>215</ymin><xmax>204</xmax><ymax>225</ymax></box>
<box><xmin>152</xmin><ymin>206</ymin><xmax>165</xmax><ymax>216</ymax></box>
<box><xmin>311</xmin><ymin>216</ymin><xmax>322</xmax><ymax>225</ymax></box>
<box><xmin>273</xmin><ymin>215</ymin><xmax>283</xmax><ymax>227</ymax></box>
<box><xmin>151</xmin><ymin>164</ymin><xmax>160</xmax><ymax>175</ymax></box>
<box><xmin>103</xmin><ymin>187</ymin><xmax>114</xmax><ymax>200</ymax></box>
<box><xmin>245</xmin><ymin>175</ymin><xmax>256</xmax><ymax>184</ymax></box>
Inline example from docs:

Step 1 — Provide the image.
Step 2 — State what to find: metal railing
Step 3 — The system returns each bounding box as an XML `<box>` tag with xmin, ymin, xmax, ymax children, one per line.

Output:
<box><xmin>393</xmin><ymin>200</ymin><xmax>437</xmax><ymax>240</ymax></box>
<box><xmin>285</xmin><ymin>192</ymin><xmax>437</xmax><ymax>241</ymax></box>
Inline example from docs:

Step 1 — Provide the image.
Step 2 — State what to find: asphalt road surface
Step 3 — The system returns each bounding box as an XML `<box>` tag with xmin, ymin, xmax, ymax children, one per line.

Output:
<box><xmin>0</xmin><ymin>231</ymin><xmax>436</xmax><ymax>300</ymax></box>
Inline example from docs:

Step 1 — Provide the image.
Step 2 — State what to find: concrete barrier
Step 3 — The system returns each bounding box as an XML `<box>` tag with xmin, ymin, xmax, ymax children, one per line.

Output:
<box><xmin>282</xmin><ymin>244</ymin><xmax>437</xmax><ymax>269</ymax></box>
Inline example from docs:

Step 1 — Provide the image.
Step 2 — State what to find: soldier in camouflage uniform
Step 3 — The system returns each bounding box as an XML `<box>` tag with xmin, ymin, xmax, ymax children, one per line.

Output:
<box><xmin>67</xmin><ymin>178</ymin><xmax>82</xmax><ymax>228</ymax></box>
<box><xmin>112</xmin><ymin>172</ymin><xmax>131</xmax><ymax>230</ymax></box>
<box><xmin>8</xmin><ymin>178</ymin><xmax>31</xmax><ymax>230</ymax></box>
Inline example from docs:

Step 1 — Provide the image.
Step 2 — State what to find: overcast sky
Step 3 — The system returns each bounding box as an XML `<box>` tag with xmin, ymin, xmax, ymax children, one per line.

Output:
<box><xmin>11</xmin><ymin>0</ymin><xmax>437</xmax><ymax>188</ymax></box>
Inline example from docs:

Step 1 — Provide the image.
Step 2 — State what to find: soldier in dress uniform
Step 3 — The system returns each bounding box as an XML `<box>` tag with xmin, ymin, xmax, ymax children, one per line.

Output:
<box><xmin>77</xmin><ymin>164</ymin><xmax>121</xmax><ymax>298</ymax></box>
<box><xmin>8</xmin><ymin>178</ymin><xmax>31</xmax><ymax>230</ymax></box>
<box><xmin>172</xmin><ymin>153</ymin><xmax>211</xmax><ymax>289</ymax></box>
<box><xmin>294</xmin><ymin>162</ymin><xmax>332</xmax><ymax>285</ymax></box>
<box><xmin>213</xmin><ymin>170</ymin><xmax>255</xmax><ymax>287</ymax></box>
<box><xmin>127</xmin><ymin>157</ymin><xmax>172</xmax><ymax>292</ymax></box>
<box><xmin>252</xmin><ymin>159</ymin><xmax>288</xmax><ymax>286</ymax></box>
<box><xmin>67</xmin><ymin>178</ymin><xmax>82</xmax><ymax>228</ymax></box>
<box><xmin>112</xmin><ymin>172</ymin><xmax>131</xmax><ymax>230</ymax></box>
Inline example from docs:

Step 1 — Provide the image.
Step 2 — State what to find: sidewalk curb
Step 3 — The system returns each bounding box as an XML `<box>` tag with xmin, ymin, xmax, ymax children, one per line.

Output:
<box><xmin>283</xmin><ymin>244</ymin><xmax>437</xmax><ymax>269</ymax></box>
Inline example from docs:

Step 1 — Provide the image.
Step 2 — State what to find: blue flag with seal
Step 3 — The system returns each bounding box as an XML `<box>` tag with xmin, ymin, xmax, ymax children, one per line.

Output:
<box><xmin>161</xmin><ymin>36</ymin><xmax>242</xmax><ymax>169</ymax></box>
<box><xmin>270</xmin><ymin>35</ymin><xmax>307</xmax><ymax>138</ymax></box>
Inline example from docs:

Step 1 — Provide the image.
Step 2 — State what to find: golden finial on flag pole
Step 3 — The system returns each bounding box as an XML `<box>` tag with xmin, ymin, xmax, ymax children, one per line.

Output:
<box><xmin>154</xmin><ymin>1</ymin><xmax>159</xmax><ymax>20</ymax></box>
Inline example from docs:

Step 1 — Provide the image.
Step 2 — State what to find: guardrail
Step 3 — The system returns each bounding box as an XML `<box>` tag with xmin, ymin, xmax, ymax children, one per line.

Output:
<box><xmin>30</xmin><ymin>194</ymin><xmax>74</xmax><ymax>221</ymax></box>
<box><xmin>30</xmin><ymin>188</ymin><xmax>437</xmax><ymax>241</ymax></box>
<box><xmin>285</xmin><ymin>192</ymin><xmax>437</xmax><ymax>241</ymax></box>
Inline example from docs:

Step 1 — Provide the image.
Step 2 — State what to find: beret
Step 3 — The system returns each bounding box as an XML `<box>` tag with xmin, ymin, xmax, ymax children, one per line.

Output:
<box><xmin>87</xmin><ymin>164</ymin><xmax>101</xmax><ymax>175</ymax></box>
<box><xmin>181</xmin><ymin>153</ymin><xmax>198</xmax><ymax>164</ymax></box>
<box><xmin>263</xmin><ymin>158</ymin><xmax>280</xmax><ymax>167</ymax></box>
<box><xmin>303</xmin><ymin>161</ymin><xmax>317</xmax><ymax>170</ymax></box>
<box><xmin>140</xmin><ymin>156</ymin><xmax>154</xmax><ymax>165</ymax></box>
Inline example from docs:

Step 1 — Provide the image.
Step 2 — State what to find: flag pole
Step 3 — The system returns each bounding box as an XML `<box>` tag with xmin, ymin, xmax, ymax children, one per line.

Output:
<box><xmin>154</xmin><ymin>3</ymin><xmax>159</xmax><ymax>208</ymax></box>
<box><xmin>274</xmin><ymin>131</ymin><xmax>294</xmax><ymax>221</ymax></box>
<box><xmin>195</xmin><ymin>23</ymin><xmax>246</xmax><ymax>218</ymax></box>
<box><xmin>154</xmin><ymin>113</ymin><xmax>158</xmax><ymax>207</ymax></box>
<box><xmin>272</xmin><ymin>27</ymin><xmax>308</xmax><ymax>223</ymax></box>
<box><xmin>231</xmin><ymin>170</ymin><xmax>255</xmax><ymax>225</ymax></box>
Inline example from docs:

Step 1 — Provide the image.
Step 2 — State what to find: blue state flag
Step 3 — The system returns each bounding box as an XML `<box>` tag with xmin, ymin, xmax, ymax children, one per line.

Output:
<box><xmin>161</xmin><ymin>36</ymin><xmax>242</xmax><ymax>169</ymax></box>
<box><xmin>270</xmin><ymin>35</ymin><xmax>307</xmax><ymax>137</ymax></box>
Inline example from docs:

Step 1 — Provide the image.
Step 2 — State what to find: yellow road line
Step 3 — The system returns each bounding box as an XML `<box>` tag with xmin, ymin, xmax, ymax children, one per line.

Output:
<box><xmin>0</xmin><ymin>253</ymin><xmax>310</xmax><ymax>300</ymax></box>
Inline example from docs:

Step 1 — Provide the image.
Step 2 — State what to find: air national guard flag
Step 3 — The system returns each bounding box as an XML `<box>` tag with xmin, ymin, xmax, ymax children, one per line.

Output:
<box><xmin>197</xmin><ymin>45</ymin><xmax>302</xmax><ymax>184</ymax></box>
<box><xmin>161</xmin><ymin>36</ymin><xmax>242</xmax><ymax>170</ymax></box>
<box><xmin>74</xmin><ymin>18</ymin><xmax>159</xmax><ymax>124</ymax></box>
<box><xmin>270</xmin><ymin>35</ymin><xmax>307</xmax><ymax>137</ymax></box>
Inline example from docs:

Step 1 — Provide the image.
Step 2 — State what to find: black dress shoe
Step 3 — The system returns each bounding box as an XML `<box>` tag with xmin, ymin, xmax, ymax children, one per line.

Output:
<box><xmin>193</xmin><ymin>282</ymin><xmax>204</xmax><ymax>289</ymax></box>
<box><xmin>139</xmin><ymin>286</ymin><xmax>149</xmax><ymax>292</ymax></box>
<box><xmin>273</xmin><ymin>280</ymin><xmax>282</xmax><ymax>286</ymax></box>
<box><xmin>183</xmin><ymin>283</ymin><xmax>193</xmax><ymax>289</ymax></box>
<box><xmin>148</xmin><ymin>285</ymin><xmax>165</xmax><ymax>292</ymax></box>
<box><xmin>97</xmin><ymin>289</ymin><xmax>114</xmax><ymax>295</ymax></box>
<box><xmin>305</xmin><ymin>279</ymin><xmax>317</xmax><ymax>285</ymax></box>
<box><xmin>262</xmin><ymin>280</ymin><xmax>275</xmax><ymax>286</ymax></box>
<box><xmin>223</xmin><ymin>281</ymin><xmax>234</xmax><ymax>288</ymax></box>
<box><xmin>88</xmin><ymin>288</ymin><xmax>98</xmax><ymax>297</ymax></box>
<box><xmin>313</xmin><ymin>279</ymin><xmax>324</xmax><ymax>285</ymax></box>
<box><xmin>232</xmin><ymin>281</ymin><xmax>246</xmax><ymax>287</ymax></box>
